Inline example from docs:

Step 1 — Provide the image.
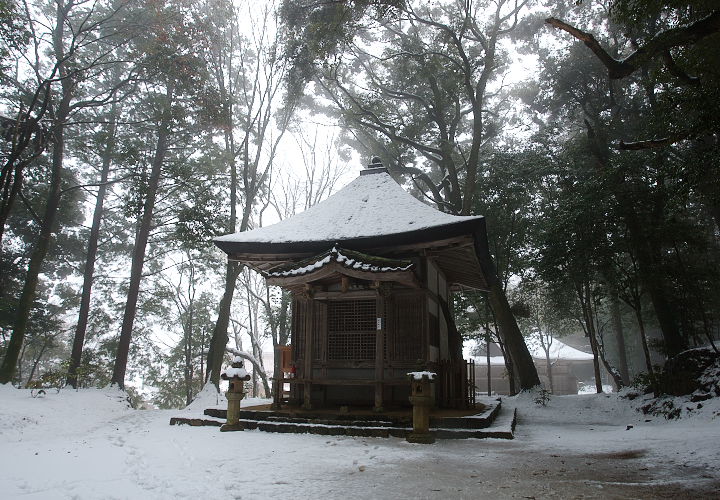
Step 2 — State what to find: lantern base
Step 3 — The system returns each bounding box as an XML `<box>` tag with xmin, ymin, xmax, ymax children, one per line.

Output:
<box><xmin>220</xmin><ymin>423</ymin><xmax>245</xmax><ymax>432</ymax></box>
<box><xmin>406</xmin><ymin>431</ymin><xmax>435</xmax><ymax>444</ymax></box>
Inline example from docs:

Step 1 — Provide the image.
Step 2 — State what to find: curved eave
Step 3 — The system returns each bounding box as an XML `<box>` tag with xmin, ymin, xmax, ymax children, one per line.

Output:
<box><xmin>264</xmin><ymin>246</ymin><xmax>413</xmax><ymax>278</ymax></box>
<box><xmin>266</xmin><ymin>261</ymin><xmax>419</xmax><ymax>288</ymax></box>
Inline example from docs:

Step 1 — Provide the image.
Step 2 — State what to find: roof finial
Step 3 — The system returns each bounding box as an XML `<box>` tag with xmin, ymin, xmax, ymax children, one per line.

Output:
<box><xmin>368</xmin><ymin>156</ymin><xmax>383</xmax><ymax>169</ymax></box>
<box><xmin>360</xmin><ymin>156</ymin><xmax>388</xmax><ymax>176</ymax></box>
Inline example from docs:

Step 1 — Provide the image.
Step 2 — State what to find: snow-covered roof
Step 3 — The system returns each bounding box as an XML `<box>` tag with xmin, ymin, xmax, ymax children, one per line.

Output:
<box><xmin>527</xmin><ymin>338</ymin><xmax>595</xmax><ymax>361</ymax></box>
<box><xmin>482</xmin><ymin>356</ymin><xmax>508</xmax><ymax>365</ymax></box>
<box><xmin>215</xmin><ymin>168</ymin><xmax>491</xmax><ymax>291</ymax></box>
<box><xmin>476</xmin><ymin>339</ymin><xmax>594</xmax><ymax>365</ymax></box>
<box><xmin>215</xmin><ymin>170</ymin><xmax>481</xmax><ymax>247</ymax></box>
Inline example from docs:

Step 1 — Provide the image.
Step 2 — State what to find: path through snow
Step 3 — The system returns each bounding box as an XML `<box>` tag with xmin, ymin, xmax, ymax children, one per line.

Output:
<box><xmin>0</xmin><ymin>386</ymin><xmax>718</xmax><ymax>499</ymax></box>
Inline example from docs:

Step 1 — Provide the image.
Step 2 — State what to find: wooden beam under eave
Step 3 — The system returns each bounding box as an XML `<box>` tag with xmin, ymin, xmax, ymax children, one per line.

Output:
<box><xmin>312</xmin><ymin>290</ymin><xmax>378</xmax><ymax>300</ymax></box>
<box><xmin>429</xmin><ymin>244</ymin><xmax>490</xmax><ymax>292</ymax></box>
<box><xmin>367</xmin><ymin>235</ymin><xmax>475</xmax><ymax>256</ymax></box>
<box><xmin>229</xmin><ymin>251</ymin><xmax>314</xmax><ymax>262</ymax></box>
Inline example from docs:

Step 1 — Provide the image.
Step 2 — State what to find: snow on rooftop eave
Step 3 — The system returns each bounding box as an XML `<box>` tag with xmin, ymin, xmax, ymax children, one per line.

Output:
<box><xmin>528</xmin><ymin>338</ymin><xmax>595</xmax><ymax>361</ymax></box>
<box><xmin>475</xmin><ymin>339</ymin><xmax>595</xmax><ymax>363</ymax></box>
<box><xmin>213</xmin><ymin>171</ymin><xmax>485</xmax><ymax>254</ymax></box>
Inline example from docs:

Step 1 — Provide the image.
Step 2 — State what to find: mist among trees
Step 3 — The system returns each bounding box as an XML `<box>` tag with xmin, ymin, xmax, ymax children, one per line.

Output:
<box><xmin>0</xmin><ymin>0</ymin><xmax>718</xmax><ymax>406</ymax></box>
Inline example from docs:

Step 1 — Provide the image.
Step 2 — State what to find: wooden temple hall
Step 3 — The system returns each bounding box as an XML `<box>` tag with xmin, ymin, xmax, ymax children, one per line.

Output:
<box><xmin>214</xmin><ymin>159</ymin><xmax>495</xmax><ymax>411</ymax></box>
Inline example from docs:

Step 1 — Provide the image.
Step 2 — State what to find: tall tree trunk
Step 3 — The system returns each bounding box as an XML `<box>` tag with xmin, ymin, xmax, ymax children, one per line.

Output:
<box><xmin>461</xmin><ymin>18</ymin><xmax>499</xmax><ymax>216</ymax></box>
<box><xmin>184</xmin><ymin>319</ymin><xmax>193</xmax><ymax>406</ymax></box>
<box><xmin>591</xmin><ymin>290</ymin><xmax>625</xmax><ymax>392</ymax></box>
<box><xmin>0</xmin><ymin>143</ymin><xmax>65</xmax><ymax>384</ymax></box>
<box><xmin>0</xmin><ymin>5</ymin><xmax>72</xmax><ymax>383</ymax></box>
<box><xmin>0</xmin><ymin>83</ymin><xmax>52</xmax><ymax>250</ymax></box>
<box><xmin>0</xmin><ymin>160</ymin><xmax>29</xmax><ymax>250</ymax></box>
<box><xmin>184</xmin><ymin>268</ymin><xmax>195</xmax><ymax>406</ymax></box>
<box><xmin>111</xmin><ymin>83</ymin><xmax>174</xmax><ymax>388</ymax></box>
<box><xmin>248</xmin><ymin>297</ymin><xmax>271</xmax><ymax>397</ymax></box>
<box><xmin>623</xmin><ymin>209</ymin><xmax>685</xmax><ymax>356</ymax></box>
<box><xmin>248</xmin><ymin>287</ymin><xmax>258</xmax><ymax>397</ymax></box>
<box><xmin>498</xmin><ymin>341</ymin><xmax>516</xmax><ymax>395</ymax></box>
<box><xmin>16</xmin><ymin>342</ymin><xmax>26</xmax><ymax>383</ymax></box>
<box><xmin>585</xmin><ymin>118</ymin><xmax>686</xmax><ymax>358</ymax></box>
<box><xmin>692</xmin><ymin>135</ymin><xmax>720</xmax><ymax>232</ymax></box>
<box><xmin>204</xmin><ymin>3</ymin><xmax>294</xmax><ymax>390</ymax></box>
<box><xmin>587</xmin><ymin>328</ymin><xmax>603</xmax><ymax>394</ymax></box>
<box><xmin>609</xmin><ymin>289</ymin><xmax>630</xmax><ymax>384</ymax></box>
<box><xmin>205</xmin><ymin>16</ymin><xmax>241</xmax><ymax>389</ymax></box>
<box><xmin>24</xmin><ymin>339</ymin><xmax>48</xmax><ymax>388</ymax></box>
<box><xmin>66</xmin><ymin>106</ymin><xmax>117</xmax><ymax>388</ymax></box>
<box><xmin>596</xmin><ymin>339</ymin><xmax>625</xmax><ymax>391</ymax></box>
<box><xmin>582</xmin><ymin>288</ymin><xmax>624</xmax><ymax>391</ymax></box>
<box><xmin>634</xmin><ymin>308</ymin><xmax>658</xmax><ymax>395</ymax></box>
<box><xmin>542</xmin><ymin>343</ymin><xmax>554</xmax><ymax>394</ymax></box>
<box><xmin>577</xmin><ymin>281</ymin><xmax>603</xmax><ymax>393</ymax></box>
<box><xmin>206</xmin><ymin>261</ymin><xmax>241</xmax><ymax>388</ymax></box>
<box><xmin>474</xmin><ymin>227</ymin><xmax>540</xmax><ymax>390</ymax></box>
<box><xmin>545</xmin><ymin>354</ymin><xmax>554</xmax><ymax>393</ymax></box>
<box><xmin>205</xmin><ymin>107</ymin><xmax>255</xmax><ymax>388</ymax></box>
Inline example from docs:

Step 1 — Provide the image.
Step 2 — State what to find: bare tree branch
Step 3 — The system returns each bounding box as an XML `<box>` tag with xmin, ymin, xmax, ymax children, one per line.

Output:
<box><xmin>545</xmin><ymin>11</ymin><xmax>720</xmax><ymax>80</ymax></box>
<box><xmin>617</xmin><ymin>133</ymin><xmax>688</xmax><ymax>151</ymax></box>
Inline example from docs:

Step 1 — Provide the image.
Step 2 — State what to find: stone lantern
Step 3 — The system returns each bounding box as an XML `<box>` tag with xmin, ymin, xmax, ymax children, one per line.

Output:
<box><xmin>220</xmin><ymin>356</ymin><xmax>251</xmax><ymax>432</ymax></box>
<box><xmin>406</xmin><ymin>371</ymin><xmax>436</xmax><ymax>444</ymax></box>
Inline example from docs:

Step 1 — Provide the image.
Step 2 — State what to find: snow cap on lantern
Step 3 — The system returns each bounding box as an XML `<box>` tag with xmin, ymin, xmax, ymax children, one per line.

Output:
<box><xmin>221</xmin><ymin>355</ymin><xmax>251</xmax><ymax>381</ymax></box>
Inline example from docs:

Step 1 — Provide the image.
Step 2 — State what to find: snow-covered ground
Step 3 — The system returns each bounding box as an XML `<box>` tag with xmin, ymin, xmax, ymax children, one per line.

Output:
<box><xmin>1</xmin><ymin>384</ymin><xmax>718</xmax><ymax>499</ymax></box>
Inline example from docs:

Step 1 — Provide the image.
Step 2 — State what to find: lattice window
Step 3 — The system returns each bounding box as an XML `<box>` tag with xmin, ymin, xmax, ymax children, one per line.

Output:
<box><xmin>393</xmin><ymin>293</ymin><xmax>423</xmax><ymax>361</ymax></box>
<box><xmin>327</xmin><ymin>300</ymin><xmax>376</xmax><ymax>360</ymax></box>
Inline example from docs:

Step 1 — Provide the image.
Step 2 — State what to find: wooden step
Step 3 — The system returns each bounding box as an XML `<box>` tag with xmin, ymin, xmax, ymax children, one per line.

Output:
<box><xmin>172</xmin><ymin>399</ymin><xmax>514</xmax><ymax>439</ymax></box>
<box><xmin>169</xmin><ymin>417</ymin><xmax>222</xmax><ymax>427</ymax></box>
<box><xmin>203</xmin><ymin>401</ymin><xmax>500</xmax><ymax>430</ymax></box>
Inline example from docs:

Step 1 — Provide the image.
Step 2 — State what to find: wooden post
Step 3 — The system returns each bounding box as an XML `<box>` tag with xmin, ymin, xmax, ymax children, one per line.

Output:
<box><xmin>271</xmin><ymin>374</ymin><xmax>282</xmax><ymax>409</ymax></box>
<box><xmin>374</xmin><ymin>292</ymin><xmax>385</xmax><ymax>412</ymax></box>
<box><xmin>272</xmin><ymin>346</ymin><xmax>290</xmax><ymax>409</ymax></box>
<box><xmin>303</xmin><ymin>297</ymin><xmax>314</xmax><ymax>410</ymax></box>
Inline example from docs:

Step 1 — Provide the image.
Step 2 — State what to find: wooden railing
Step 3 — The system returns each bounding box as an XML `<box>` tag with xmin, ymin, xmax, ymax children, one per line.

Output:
<box><xmin>435</xmin><ymin>359</ymin><xmax>476</xmax><ymax>409</ymax></box>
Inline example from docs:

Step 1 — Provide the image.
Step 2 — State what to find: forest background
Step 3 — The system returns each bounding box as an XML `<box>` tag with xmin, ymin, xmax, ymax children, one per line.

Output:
<box><xmin>0</xmin><ymin>0</ymin><xmax>718</xmax><ymax>408</ymax></box>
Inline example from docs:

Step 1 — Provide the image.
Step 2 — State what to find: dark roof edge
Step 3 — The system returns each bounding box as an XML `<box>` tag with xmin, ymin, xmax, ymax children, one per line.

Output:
<box><xmin>359</xmin><ymin>166</ymin><xmax>388</xmax><ymax>176</ymax></box>
<box><xmin>215</xmin><ymin>217</ymin><xmax>486</xmax><ymax>257</ymax></box>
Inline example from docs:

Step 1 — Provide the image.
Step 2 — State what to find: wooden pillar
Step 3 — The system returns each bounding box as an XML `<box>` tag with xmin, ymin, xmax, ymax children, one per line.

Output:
<box><xmin>303</xmin><ymin>295</ymin><xmax>314</xmax><ymax>410</ymax></box>
<box><xmin>271</xmin><ymin>351</ymin><xmax>282</xmax><ymax>410</ymax></box>
<box><xmin>374</xmin><ymin>290</ymin><xmax>385</xmax><ymax>412</ymax></box>
<box><xmin>321</xmin><ymin>302</ymin><xmax>328</xmax><ymax>406</ymax></box>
